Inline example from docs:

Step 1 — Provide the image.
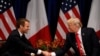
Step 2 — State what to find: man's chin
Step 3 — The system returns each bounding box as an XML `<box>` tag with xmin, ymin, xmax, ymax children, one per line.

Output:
<box><xmin>24</xmin><ymin>31</ymin><xmax>28</xmax><ymax>34</ymax></box>
<box><xmin>69</xmin><ymin>30</ymin><xmax>73</xmax><ymax>32</ymax></box>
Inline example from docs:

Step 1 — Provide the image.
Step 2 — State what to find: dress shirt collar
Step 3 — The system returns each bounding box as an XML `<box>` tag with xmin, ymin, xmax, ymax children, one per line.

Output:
<box><xmin>77</xmin><ymin>27</ymin><xmax>81</xmax><ymax>35</ymax></box>
<box><xmin>18</xmin><ymin>30</ymin><xmax>23</xmax><ymax>37</ymax></box>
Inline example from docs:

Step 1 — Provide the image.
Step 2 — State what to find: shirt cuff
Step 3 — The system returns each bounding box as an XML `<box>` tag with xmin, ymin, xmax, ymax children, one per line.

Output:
<box><xmin>51</xmin><ymin>52</ymin><xmax>56</xmax><ymax>56</ymax></box>
<box><xmin>37</xmin><ymin>49</ymin><xmax>42</xmax><ymax>54</ymax></box>
<box><xmin>30</xmin><ymin>53</ymin><xmax>35</xmax><ymax>56</ymax></box>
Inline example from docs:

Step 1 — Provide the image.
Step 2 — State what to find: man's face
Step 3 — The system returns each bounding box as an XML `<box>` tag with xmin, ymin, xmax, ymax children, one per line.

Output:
<box><xmin>68</xmin><ymin>23</ymin><xmax>78</xmax><ymax>32</ymax></box>
<box><xmin>21</xmin><ymin>21</ymin><xmax>30</xmax><ymax>33</ymax></box>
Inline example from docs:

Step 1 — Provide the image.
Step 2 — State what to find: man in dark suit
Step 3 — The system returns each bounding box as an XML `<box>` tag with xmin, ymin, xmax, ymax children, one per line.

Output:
<box><xmin>1</xmin><ymin>18</ymin><xmax>47</xmax><ymax>56</ymax></box>
<box><xmin>44</xmin><ymin>18</ymin><xmax>100</xmax><ymax>56</ymax></box>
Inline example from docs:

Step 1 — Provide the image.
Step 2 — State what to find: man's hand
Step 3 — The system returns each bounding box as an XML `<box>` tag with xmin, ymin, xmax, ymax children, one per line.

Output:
<box><xmin>42</xmin><ymin>51</ymin><xmax>51</xmax><ymax>56</ymax></box>
<box><xmin>30</xmin><ymin>53</ymin><xmax>35</xmax><ymax>56</ymax></box>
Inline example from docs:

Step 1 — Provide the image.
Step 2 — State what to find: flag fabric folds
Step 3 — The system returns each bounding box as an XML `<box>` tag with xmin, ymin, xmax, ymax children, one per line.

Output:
<box><xmin>0</xmin><ymin>0</ymin><xmax>16</xmax><ymax>40</ymax></box>
<box><xmin>26</xmin><ymin>0</ymin><xmax>51</xmax><ymax>47</ymax></box>
<box><xmin>88</xmin><ymin>0</ymin><xmax>100</xmax><ymax>38</ymax></box>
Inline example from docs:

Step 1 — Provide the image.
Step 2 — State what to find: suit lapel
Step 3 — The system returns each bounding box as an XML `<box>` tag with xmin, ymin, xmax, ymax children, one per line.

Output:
<box><xmin>81</xmin><ymin>28</ymin><xmax>86</xmax><ymax>48</ymax></box>
<box><xmin>70</xmin><ymin>33</ymin><xmax>78</xmax><ymax>49</ymax></box>
<box><xmin>21</xmin><ymin>34</ymin><xmax>32</xmax><ymax>46</ymax></box>
<box><xmin>16</xmin><ymin>30</ymin><xmax>32</xmax><ymax>46</ymax></box>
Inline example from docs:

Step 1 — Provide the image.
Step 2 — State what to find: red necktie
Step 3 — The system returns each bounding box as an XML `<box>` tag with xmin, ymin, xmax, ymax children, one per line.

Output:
<box><xmin>75</xmin><ymin>33</ymin><xmax>84</xmax><ymax>56</ymax></box>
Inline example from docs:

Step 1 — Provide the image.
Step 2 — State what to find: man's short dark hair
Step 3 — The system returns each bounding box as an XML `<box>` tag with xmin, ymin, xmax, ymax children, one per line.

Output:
<box><xmin>16</xmin><ymin>18</ymin><xmax>29</xmax><ymax>28</ymax></box>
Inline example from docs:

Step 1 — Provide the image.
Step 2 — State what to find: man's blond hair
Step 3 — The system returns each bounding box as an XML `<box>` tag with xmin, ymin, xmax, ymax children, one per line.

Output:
<box><xmin>67</xmin><ymin>18</ymin><xmax>82</xmax><ymax>27</ymax></box>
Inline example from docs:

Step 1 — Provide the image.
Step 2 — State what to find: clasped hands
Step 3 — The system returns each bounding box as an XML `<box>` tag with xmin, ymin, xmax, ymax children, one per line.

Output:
<box><xmin>42</xmin><ymin>51</ymin><xmax>51</xmax><ymax>56</ymax></box>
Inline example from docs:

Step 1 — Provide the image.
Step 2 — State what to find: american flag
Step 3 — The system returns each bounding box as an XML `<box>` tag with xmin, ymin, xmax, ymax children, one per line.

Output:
<box><xmin>55</xmin><ymin>0</ymin><xmax>80</xmax><ymax>55</ymax></box>
<box><xmin>55</xmin><ymin>0</ymin><xmax>80</xmax><ymax>40</ymax></box>
<box><xmin>0</xmin><ymin>0</ymin><xmax>16</xmax><ymax>40</ymax></box>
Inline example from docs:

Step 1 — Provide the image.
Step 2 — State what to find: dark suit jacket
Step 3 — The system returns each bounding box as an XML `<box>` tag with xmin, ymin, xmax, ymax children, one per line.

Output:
<box><xmin>55</xmin><ymin>27</ymin><xmax>100</xmax><ymax>56</ymax></box>
<box><xmin>1</xmin><ymin>29</ymin><xmax>38</xmax><ymax>56</ymax></box>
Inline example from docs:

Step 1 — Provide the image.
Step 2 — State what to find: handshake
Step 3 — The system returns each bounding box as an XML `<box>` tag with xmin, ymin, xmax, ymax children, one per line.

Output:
<box><xmin>42</xmin><ymin>51</ymin><xmax>53</xmax><ymax>56</ymax></box>
<box><xmin>30</xmin><ymin>50</ymin><xmax>55</xmax><ymax>56</ymax></box>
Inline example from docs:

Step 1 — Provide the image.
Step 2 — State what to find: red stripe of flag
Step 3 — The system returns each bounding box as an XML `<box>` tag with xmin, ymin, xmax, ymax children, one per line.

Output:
<box><xmin>64</xmin><ymin>12</ymin><xmax>71</xmax><ymax>20</ymax></box>
<box><xmin>0</xmin><ymin>29</ymin><xmax>6</xmax><ymax>40</ymax></box>
<box><xmin>56</xmin><ymin>30</ymin><xmax>63</xmax><ymax>40</ymax></box>
<box><xmin>72</xmin><ymin>7</ymin><xmax>80</xmax><ymax>18</ymax></box>
<box><xmin>7</xmin><ymin>9</ymin><xmax>16</xmax><ymax>26</ymax></box>
<box><xmin>0</xmin><ymin>14</ymin><xmax>12</xmax><ymax>34</ymax></box>
<box><xmin>58</xmin><ymin>17</ymin><xmax>69</xmax><ymax>33</ymax></box>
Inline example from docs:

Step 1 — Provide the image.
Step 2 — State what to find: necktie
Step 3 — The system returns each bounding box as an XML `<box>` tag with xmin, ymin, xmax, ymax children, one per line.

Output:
<box><xmin>21</xmin><ymin>34</ymin><xmax>32</xmax><ymax>46</ymax></box>
<box><xmin>21</xmin><ymin>34</ymin><xmax>26</xmax><ymax>42</ymax></box>
<box><xmin>75</xmin><ymin>33</ymin><xmax>84</xmax><ymax>56</ymax></box>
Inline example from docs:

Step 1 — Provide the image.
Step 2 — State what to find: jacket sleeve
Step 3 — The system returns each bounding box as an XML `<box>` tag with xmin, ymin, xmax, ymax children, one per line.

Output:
<box><xmin>10</xmin><ymin>35</ymin><xmax>38</xmax><ymax>54</ymax></box>
<box><xmin>55</xmin><ymin>33</ymin><xmax>72</xmax><ymax>56</ymax></box>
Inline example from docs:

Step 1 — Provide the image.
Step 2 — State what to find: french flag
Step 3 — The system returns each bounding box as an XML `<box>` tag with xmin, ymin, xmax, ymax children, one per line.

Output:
<box><xmin>26</xmin><ymin>0</ymin><xmax>51</xmax><ymax>47</ymax></box>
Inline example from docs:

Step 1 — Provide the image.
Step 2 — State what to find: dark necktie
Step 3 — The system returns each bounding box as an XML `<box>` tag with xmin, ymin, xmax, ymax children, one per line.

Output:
<box><xmin>21</xmin><ymin>34</ymin><xmax>31</xmax><ymax>46</ymax></box>
<box><xmin>21</xmin><ymin>34</ymin><xmax>26</xmax><ymax>41</ymax></box>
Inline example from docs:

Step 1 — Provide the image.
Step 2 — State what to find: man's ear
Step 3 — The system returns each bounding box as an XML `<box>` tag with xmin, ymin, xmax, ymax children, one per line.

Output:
<box><xmin>20</xmin><ymin>25</ymin><xmax>23</xmax><ymax>28</ymax></box>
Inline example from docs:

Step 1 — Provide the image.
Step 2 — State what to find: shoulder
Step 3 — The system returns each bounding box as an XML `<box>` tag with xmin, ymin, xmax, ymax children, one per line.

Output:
<box><xmin>82</xmin><ymin>27</ymin><xmax>95</xmax><ymax>31</ymax></box>
<box><xmin>82</xmin><ymin>27</ymin><xmax>96</xmax><ymax>34</ymax></box>
<box><xmin>9</xmin><ymin>29</ymin><xmax>19</xmax><ymax>36</ymax></box>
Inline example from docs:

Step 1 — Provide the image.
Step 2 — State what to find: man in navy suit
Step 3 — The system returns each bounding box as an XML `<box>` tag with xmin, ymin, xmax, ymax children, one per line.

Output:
<box><xmin>44</xmin><ymin>18</ymin><xmax>100</xmax><ymax>56</ymax></box>
<box><xmin>1</xmin><ymin>18</ymin><xmax>47</xmax><ymax>56</ymax></box>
